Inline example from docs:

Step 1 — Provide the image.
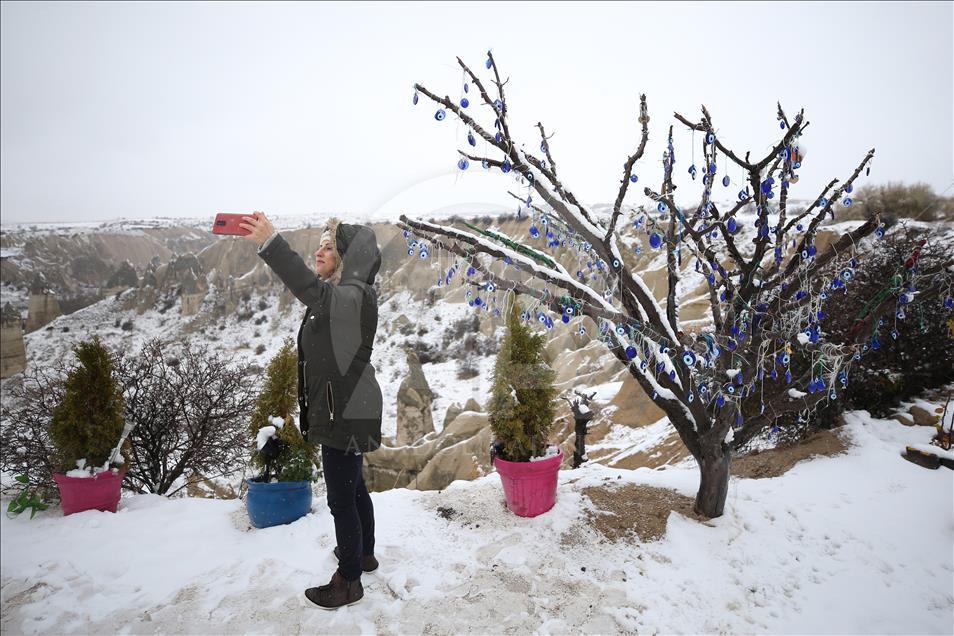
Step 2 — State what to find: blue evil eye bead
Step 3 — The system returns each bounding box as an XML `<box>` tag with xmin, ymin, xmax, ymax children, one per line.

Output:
<box><xmin>699</xmin><ymin>383</ymin><xmax>709</xmax><ymax>395</ymax></box>
<box><xmin>890</xmin><ymin>328</ymin><xmax>898</xmax><ymax>339</ymax></box>
<box><xmin>412</xmin><ymin>92</ymin><xmax>419</xmax><ymax>105</ymax></box>
<box><xmin>777</xmin><ymin>352</ymin><xmax>790</xmax><ymax>365</ymax></box>
<box><xmin>831</xmin><ymin>277</ymin><xmax>844</xmax><ymax>289</ymax></box>
<box><xmin>630</xmin><ymin>174</ymin><xmax>639</xmax><ymax>183</ymax></box>
<box><xmin>625</xmin><ymin>346</ymin><xmax>637</xmax><ymax>359</ymax></box>
<box><xmin>634</xmin><ymin>245</ymin><xmax>642</xmax><ymax>255</ymax></box>
<box><xmin>723</xmin><ymin>175</ymin><xmax>731</xmax><ymax>187</ymax></box>
<box><xmin>463</xmin><ymin>82</ymin><xmax>469</xmax><ymax>93</ymax></box>
<box><xmin>821</xmin><ymin>292</ymin><xmax>828</xmax><ymax>300</ymax></box>
<box><xmin>460</xmin><ymin>98</ymin><xmax>470</xmax><ymax>108</ymax></box>
<box><xmin>726</xmin><ymin>385</ymin><xmax>736</xmax><ymax>394</ymax></box>
<box><xmin>738</xmin><ymin>189</ymin><xmax>748</xmax><ymax>201</ymax></box>
<box><xmin>616</xmin><ymin>325</ymin><xmax>626</xmax><ymax>335</ymax></box>
<box><xmin>944</xmin><ymin>297</ymin><xmax>953</xmax><ymax>309</ymax></box>
<box><xmin>841</xmin><ymin>267</ymin><xmax>854</xmax><ymax>281</ymax></box>
<box><xmin>760</xmin><ymin>180</ymin><xmax>772</xmax><ymax>195</ymax></box>
<box><xmin>458</xmin><ymin>158</ymin><xmax>469</xmax><ymax>170</ymax></box>
<box><xmin>688</xmin><ymin>392</ymin><xmax>695</xmax><ymax>403</ymax></box>
<box><xmin>829</xmin><ymin>389</ymin><xmax>837</xmax><ymax>400</ymax></box>
<box><xmin>434</xmin><ymin>109</ymin><xmax>446</xmax><ymax>121</ymax></box>
<box><xmin>845</xmin><ymin>183</ymin><xmax>853</xmax><ymax>194</ymax></box>
<box><xmin>709</xmin><ymin>162</ymin><xmax>718</xmax><ymax>174</ymax></box>
<box><xmin>420</xmin><ymin>248</ymin><xmax>429</xmax><ymax>259</ymax></box>
<box><xmin>780</xmin><ymin>147</ymin><xmax>790</xmax><ymax>160</ymax></box>
<box><xmin>467</xmin><ymin>131</ymin><xmax>476</xmax><ymax>146</ymax></box>
<box><xmin>494</xmin><ymin>99</ymin><xmax>504</xmax><ymax>111</ymax></box>
<box><xmin>785</xmin><ymin>370</ymin><xmax>792</xmax><ymax>384</ymax></box>
<box><xmin>780</xmin><ymin>121</ymin><xmax>786</xmax><ymax>129</ymax></box>
<box><xmin>612</xmin><ymin>259</ymin><xmax>620</xmax><ymax>268</ymax></box>
<box><xmin>800</xmin><ymin>250</ymin><xmax>809</xmax><ymax>260</ymax></box>
<box><xmin>649</xmin><ymin>232</ymin><xmax>663</xmax><ymax>249</ymax></box>
<box><xmin>529</xmin><ymin>225</ymin><xmax>540</xmax><ymax>238</ymax></box>
<box><xmin>669</xmin><ymin>370</ymin><xmax>676</xmax><ymax>381</ymax></box>
<box><xmin>657</xmin><ymin>201</ymin><xmax>667</xmax><ymax>213</ymax></box>
<box><xmin>501</xmin><ymin>160</ymin><xmax>512</xmax><ymax>173</ymax></box>
<box><xmin>474</xmin><ymin>296</ymin><xmax>482</xmax><ymax>306</ymax></box>
<box><xmin>875</xmin><ymin>224</ymin><xmax>885</xmax><ymax>238</ymax></box>
<box><xmin>706</xmin><ymin>132</ymin><xmax>715</xmax><ymax>144</ymax></box>
<box><xmin>486</xmin><ymin>57</ymin><xmax>492</xmax><ymax>69</ymax></box>
<box><xmin>796</xmin><ymin>224</ymin><xmax>804</xmax><ymax>232</ymax></box>
<box><xmin>466</xmin><ymin>266</ymin><xmax>476</xmax><ymax>276</ymax></box>
<box><xmin>688</xmin><ymin>164</ymin><xmax>697</xmax><ymax>179</ymax></box>
<box><xmin>871</xmin><ymin>337</ymin><xmax>881</xmax><ymax>350</ymax></box>
<box><xmin>562</xmin><ymin>314</ymin><xmax>570</xmax><ymax>324</ymax></box>
<box><xmin>727</xmin><ymin>217</ymin><xmax>738</xmax><ymax>233</ymax></box>
<box><xmin>843</xmin><ymin>197</ymin><xmax>853</xmax><ymax>206</ymax></box>
<box><xmin>482</xmin><ymin>159</ymin><xmax>490</xmax><ymax>170</ymax></box>
<box><xmin>770</xmin><ymin>369</ymin><xmax>778</xmax><ymax>380</ymax></box>
<box><xmin>682</xmin><ymin>351</ymin><xmax>696</xmax><ymax>366</ymax></box>
<box><xmin>579</xmin><ymin>325</ymin><xmax>587</xmax><ymax>336</ymax></box>
<box><xmin>495</xmin><ymin>132</ymin><xmax>503</xmax><ymax>143</ymax></box>
<box><xmin>716</xmin><ymin>395</ymin><xmax>726</xmax><ymax>408</ymax></box>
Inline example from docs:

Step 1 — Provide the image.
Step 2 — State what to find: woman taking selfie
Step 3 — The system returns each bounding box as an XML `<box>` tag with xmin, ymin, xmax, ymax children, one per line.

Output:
<box><xmin>241</xmin><ymin>212</ymin><xmax>383</xmax><ymax>610</ymax></box>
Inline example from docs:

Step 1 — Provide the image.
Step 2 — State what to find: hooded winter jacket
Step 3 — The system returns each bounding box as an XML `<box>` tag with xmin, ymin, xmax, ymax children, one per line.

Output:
<box><xmin>257</xmin><ymin>223</ymin><xmax>383</xmax><ymax>453</ymax></box>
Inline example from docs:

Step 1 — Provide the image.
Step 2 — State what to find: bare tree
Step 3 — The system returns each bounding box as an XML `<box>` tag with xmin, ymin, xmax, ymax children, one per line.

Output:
<box><xmin>398</xmin><ymin>52</ymin><xmax>954</xmax><ymax>517</ymax></box>
<box><xmin>117</xmin><ymin>339</ymin><xmax>256</xmax><ymax>496</ymax></box>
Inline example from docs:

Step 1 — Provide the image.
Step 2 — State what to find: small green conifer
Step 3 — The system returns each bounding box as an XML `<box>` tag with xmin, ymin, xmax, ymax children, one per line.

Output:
<box><xmin>487</xmin><ymin>301</ymin><xmax>558</xmax><ymax>461</ymax></box>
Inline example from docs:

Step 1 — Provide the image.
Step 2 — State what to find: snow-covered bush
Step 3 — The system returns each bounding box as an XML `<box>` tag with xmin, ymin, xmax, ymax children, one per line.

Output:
<box><xmin>118</xmin><ymin>338</ymin><xmax>256</xmax><ymax>495</ymax></box>
<box><xmin>1</xmin><ymin>364</ymin><xmax>69</xmax><ymax>498</ymax></box>
<box><xmin>248</xmin><ymin>339</ymin><xmax>319</xmax><ymax>482</ymax></box>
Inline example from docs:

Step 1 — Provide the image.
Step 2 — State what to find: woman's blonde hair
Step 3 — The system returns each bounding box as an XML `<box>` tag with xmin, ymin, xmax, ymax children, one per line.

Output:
<box><xmin>320</xmin><ymin>217</ymin><xmax>344</xmax><ymax>286</ymax></box>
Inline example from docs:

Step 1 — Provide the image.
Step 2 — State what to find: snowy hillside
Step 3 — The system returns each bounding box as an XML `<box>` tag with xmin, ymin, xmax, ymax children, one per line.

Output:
<box><xmin>1</xmin><ymin>410</ymin><xmax>951</xmax><ymax>634</ymax></box>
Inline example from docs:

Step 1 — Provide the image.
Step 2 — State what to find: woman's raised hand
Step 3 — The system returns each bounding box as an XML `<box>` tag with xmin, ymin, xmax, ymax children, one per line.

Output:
<box><xmin>239</xmin><ymin>211</ymin><xmax>275</xmax><ymax>245</ymax></box>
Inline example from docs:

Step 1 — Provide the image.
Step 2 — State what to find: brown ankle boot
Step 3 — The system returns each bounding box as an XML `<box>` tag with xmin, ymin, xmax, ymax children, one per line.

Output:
<box><xmin>304</xmin><ymin>570</ymin><xmax>363</xmax><ymax>610</ymax></box>
<box><xmin>333</xmin><ymin>546</ymin><xmax>379</xmax><ymax>572</ymax></box>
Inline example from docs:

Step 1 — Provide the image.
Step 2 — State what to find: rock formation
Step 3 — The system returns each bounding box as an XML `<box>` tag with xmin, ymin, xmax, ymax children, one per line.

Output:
<box><xmin>0</xmin><ymin>302</ymin><xmax>26</xmax><ymax>378</ymax></box>
<box><xmin>394</xmin><ymin>347</ymin><xmax>436</xmax><ymax>446</ymax></box>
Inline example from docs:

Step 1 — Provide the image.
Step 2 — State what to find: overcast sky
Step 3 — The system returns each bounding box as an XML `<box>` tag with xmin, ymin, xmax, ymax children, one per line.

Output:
<box><xmin>1</xmin><ymin>1</ymin><xmax>952</xmax><ymax>225</ymax></box>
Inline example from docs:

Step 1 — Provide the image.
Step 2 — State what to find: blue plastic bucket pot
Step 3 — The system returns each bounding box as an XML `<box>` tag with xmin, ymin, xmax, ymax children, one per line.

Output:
<box><xmin>245</xmin><ymin>479</ymin><xmax>313</xmax><ymax>529</ymax></box>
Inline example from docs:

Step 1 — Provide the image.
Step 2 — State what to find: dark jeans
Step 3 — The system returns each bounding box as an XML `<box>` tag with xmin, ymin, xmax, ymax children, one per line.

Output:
<box><xmin>321</xmin><ymin>444</ymin><xmax>375</xmax><ymax>582</ymax></box>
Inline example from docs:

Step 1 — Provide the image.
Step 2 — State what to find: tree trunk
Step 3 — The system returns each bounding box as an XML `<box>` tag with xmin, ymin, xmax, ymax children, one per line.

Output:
<box><xmin>572</xmin><ymin>416</ymin><xmax>591</xmax><ymax>469</ymax></box>
<box><xmin>693</xmin><ymin>451</ymin><xmax>731</xmax><ymax>518</ymax></box>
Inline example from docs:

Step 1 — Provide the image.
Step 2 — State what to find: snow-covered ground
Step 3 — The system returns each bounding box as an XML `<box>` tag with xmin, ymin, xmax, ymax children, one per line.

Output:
<box><xmin>2</xmin><ymin>410</ymin><xmax>951</xmax><ymax>634</ymax></box>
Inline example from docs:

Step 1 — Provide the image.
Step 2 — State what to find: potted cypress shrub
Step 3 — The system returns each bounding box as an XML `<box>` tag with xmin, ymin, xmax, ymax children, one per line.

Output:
<box><xmin>49</xmin><ymin>336</ymin><xmax>130</xmax><ymax>515</ymax></box>
<box><xmin>246</xmin><ymin>339</ymin><xmax>320</xmax><ymax>528</ymax></box>
<box><xmin>488</xmin><ymin>301</ymin><xmax>561</xmax><ymax>517</ymax></box>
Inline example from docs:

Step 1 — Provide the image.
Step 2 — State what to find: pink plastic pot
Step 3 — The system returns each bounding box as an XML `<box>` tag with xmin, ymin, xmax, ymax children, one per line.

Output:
<box><xmin>53</xmin><ymin>470</ymin><xmax>124</xmax><ymax>515</ymax></box>
<box><xmin>493</xmin><ymin>446</ymin><xmax>563</xmax><ymax>517</ymax></box>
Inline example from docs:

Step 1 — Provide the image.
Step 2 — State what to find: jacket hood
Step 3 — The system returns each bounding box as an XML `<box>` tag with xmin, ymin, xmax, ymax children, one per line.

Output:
<box><xmin>335</xmin><ymin>223</ymin><xmax>381</xmax><ymax>287</ymax></box>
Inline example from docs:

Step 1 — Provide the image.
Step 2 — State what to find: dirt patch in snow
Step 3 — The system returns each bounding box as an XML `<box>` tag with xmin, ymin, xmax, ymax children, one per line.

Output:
<box><xmin>579</xmin><ymin>482</ymin><xmax>704</xmax><ymax>543</ymax></box>
<box><xmin>731</xmin><ymin>428</ymin><xmax>849</xmax><ymax>479</ymax></box>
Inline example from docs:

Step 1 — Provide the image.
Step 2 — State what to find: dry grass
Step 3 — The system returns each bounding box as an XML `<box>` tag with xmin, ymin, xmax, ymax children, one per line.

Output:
<box><xmin>731</xmin><ymin>428</ymin><xmax>849</xmax><ymax>479</ymax></box>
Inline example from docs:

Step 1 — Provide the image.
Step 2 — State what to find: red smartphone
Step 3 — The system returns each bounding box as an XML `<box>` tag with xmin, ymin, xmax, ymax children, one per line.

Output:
<box><xmin>212</xmin><ymin>213</ymin><xmax>253</xmax><ymax>236</ymax></box>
